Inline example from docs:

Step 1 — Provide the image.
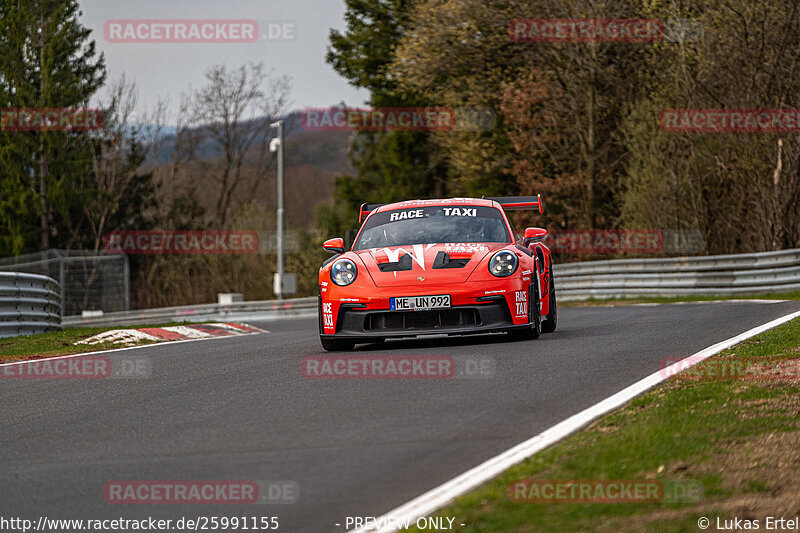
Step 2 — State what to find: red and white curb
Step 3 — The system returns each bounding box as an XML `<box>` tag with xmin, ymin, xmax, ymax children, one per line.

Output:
<box><xmin>75</xmin><ymin>323</ymin><xmax>267</xmax><ymax>346</ymax></box>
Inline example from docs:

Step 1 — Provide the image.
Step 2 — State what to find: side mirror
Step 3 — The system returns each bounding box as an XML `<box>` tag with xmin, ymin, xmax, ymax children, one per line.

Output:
<box><xmin>523</xmin><ymin>227</ymin><xmax>548</xmax><ymax>247</ymax></box>
<box><xmin>323</xmin><ymin>237</ymin><xmax>345</xmax><ymax>254</ymax></box>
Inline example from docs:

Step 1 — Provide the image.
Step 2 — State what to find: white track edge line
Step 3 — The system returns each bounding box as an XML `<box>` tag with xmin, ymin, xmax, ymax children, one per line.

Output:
<box><xmin>352</xmin><ymin>309</ymin><xmax>800</xmax><ymax>533</ymax></box>
<box><xmin>0</xmin><ymin>329</ymin><xmax>269</xmax><ymax>368</ymax></box>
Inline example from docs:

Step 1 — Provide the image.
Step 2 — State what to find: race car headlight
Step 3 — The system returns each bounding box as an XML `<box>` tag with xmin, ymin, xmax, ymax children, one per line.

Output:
<box><xmin>489</xmin><ymin>250</ymin><xmax>518</xmax><ymax>277</ymax></box>
<box><xmin>331</xmin><ymin>259</ymin><xmax>357</xmax><ymax>286</ymax></box>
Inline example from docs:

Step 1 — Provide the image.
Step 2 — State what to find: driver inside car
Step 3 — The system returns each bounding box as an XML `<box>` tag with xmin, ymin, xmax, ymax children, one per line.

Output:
<box><xmin>382</xmin><ymin>222</ymin><xmax>407</xmax><ymax>246</ymax></box>
<box><xmin>458</xmin><ymin>217</ymin><xmax>485</xmax><ymax>241</ymax></box>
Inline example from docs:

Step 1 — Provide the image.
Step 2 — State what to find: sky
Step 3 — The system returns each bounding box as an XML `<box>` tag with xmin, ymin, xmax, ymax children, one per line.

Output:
<box><xmin>78</xmin><ymin>0</ymin><xmax>370</xmax><ymax>123</ymax></box>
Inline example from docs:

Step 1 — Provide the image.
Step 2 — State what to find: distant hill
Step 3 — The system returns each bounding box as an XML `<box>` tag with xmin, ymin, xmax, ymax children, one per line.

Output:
<box><xmin>145</xmin><ymin>111</ymin><xmax>355</xmax><ymax>230</ymax></box>
<box><xmin>150</xmin><ymin>111</ymin><xmax>351</xmax><ymax>171</ymax></box>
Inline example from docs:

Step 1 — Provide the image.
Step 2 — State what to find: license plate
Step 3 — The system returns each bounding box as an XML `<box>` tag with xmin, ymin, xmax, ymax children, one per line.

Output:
<box><xmin>390</xmin><ymin>295</ymin><xmax>451</xmax><ymax>311</ymax></box>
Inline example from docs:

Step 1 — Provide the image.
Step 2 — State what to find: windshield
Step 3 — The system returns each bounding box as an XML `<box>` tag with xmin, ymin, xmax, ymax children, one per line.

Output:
<box><xmin>353</xmin><ymin>205</ymin><xmax>511</xmax><ymax>250</ymax></box>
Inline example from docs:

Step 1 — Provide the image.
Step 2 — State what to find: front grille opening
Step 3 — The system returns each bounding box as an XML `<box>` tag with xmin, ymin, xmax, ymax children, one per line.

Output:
<box><xmin>365</xmin><ymin>309</ymin><xmax>480</xmax><ymax>331</ymax></box>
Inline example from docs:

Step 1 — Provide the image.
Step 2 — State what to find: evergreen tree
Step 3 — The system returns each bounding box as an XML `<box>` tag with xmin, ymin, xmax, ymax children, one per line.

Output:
<box><xmin>321</xmin><ymin>0</ymin><xmax>447</xmax><ymax>239</ymax></box>
<box><xmin>0</xmin><ymin>0</ymin><xmax>106</xmax><ymax>255</ymax></box>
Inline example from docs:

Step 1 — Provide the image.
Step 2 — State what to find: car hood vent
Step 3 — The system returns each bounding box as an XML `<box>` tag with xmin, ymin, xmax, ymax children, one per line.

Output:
<box><xmin>432</xmin><ymin>251</ymin><xmax>470</xmax><ymax>269</ymax></box>
<box><xmin>377</xmin><ymin>253</ymin><xmax>413</xmax><ymax>272</ymax></box>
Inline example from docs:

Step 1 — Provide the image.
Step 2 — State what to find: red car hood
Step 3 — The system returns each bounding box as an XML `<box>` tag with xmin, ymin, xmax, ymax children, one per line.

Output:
<box><xmin>354</xmin><ymin>242</ymin><xmax>507</xmax><ymax>287</ymax></box>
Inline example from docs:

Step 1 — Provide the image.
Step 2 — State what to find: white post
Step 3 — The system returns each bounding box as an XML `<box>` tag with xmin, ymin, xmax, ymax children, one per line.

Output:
<box><xmin>271</xmin><ymin>120</ymin><xmax>285</xmax><ymax>299</ymax></box>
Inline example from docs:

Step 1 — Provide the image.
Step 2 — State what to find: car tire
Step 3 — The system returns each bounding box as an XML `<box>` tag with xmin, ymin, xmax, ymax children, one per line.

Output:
<box><xmin>511</xmin><ymin>271</ymin><xmax>541</xmax><ymax>341</ymax></box>
<box><xmin>320</xmin><ymin>336</ymin><xmax>355</xmax><ymax>351</ymax></box>
<box><xmin>541</xmin><ymin>272</ymin><xmax>557</xmax><ymax>333</ymax></box>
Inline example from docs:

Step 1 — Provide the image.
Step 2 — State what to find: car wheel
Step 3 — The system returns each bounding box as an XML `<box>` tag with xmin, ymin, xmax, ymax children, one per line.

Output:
<box><xmin>541</xmin><ymin>272</ymin><xmax>557</xmax><ymax>333</ymax></box>
<box><xmin>320</xmin><ymin>336</ymin><xmax>355</xmax><ymax>351</ymax></box>
<box><xmin>511</xmin><ymin>270</ymin><xmax>541</xmax><ymax>341</ymax></box>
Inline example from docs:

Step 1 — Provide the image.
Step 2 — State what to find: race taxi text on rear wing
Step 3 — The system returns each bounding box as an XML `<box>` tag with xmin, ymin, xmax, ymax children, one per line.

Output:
<box><xmin>357</xmin><ymin>195</ymin><xmax>544</xmax><ymax>224</ymax></box>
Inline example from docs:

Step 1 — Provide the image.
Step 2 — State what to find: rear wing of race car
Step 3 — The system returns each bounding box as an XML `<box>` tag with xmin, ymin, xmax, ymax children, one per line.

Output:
<box><xmin>487</xmin><ymin>195</ymin><xmax>544</xmax><ymax>213</ymax></box>
<box><xmin>358</xmin><ymin>195</ymin><xmax>543</xmax><ymax>224</ymax></box>
<box><xmin>359</xmin><ymin>203</ymin><xmax>386</xmax><ymax>224</ymax></box>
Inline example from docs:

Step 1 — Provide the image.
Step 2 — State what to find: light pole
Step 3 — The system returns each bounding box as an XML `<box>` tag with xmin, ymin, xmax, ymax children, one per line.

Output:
<box><xmin>270</xmin><ymin>120</ymin><xmax>284</xmax><ymax>299</ymax></box>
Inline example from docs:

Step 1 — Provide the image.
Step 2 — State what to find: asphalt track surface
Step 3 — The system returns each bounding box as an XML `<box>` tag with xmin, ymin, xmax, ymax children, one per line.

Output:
<box><xmin>3</xmin><ymin>300</ymin><xmax>800</xmax><ymax>532</ymax></box>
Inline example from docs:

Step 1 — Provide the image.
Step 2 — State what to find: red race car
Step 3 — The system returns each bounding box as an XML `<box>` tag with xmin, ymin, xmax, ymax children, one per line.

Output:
<box><xmin>317</xmin><ymin>196</ymin><xmax>557</xmax><ymax>351</ymax></box>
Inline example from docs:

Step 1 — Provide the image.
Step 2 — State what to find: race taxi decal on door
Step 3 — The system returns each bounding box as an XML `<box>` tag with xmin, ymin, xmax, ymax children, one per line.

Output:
<box><xmin>514</xmin><ymin>290</ymin><xmax>528</xmax><ymax>320</ymax></box>
<box><xmin>322</xmin><ymin>302</ymin><xmax>335</xmax><ymax>332</ymax></box>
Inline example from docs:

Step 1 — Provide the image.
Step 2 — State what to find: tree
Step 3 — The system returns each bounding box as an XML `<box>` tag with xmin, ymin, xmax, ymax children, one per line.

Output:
<box><xmin>322</xmin><ymin>0</ymin><xmax>448</xmax><ymax>240</ymax></box>
<box><xmin>189</xmin><ymin>63</ymin><xmax>290</xmax><ymax>225</ymax></box>
<box><xmin>391</xmin><ymin>0</ymin><xmax>661</xmax><ymax>229</ymax></box>
<box><xmin>69</xmin><ymin>77</ymin><xmax>159</xmax><ymax>252</ymax></box>
<box><xmin>500</xmin><ymin>70</ymin><xmax>581</xmax><ymax>231</ymax></box>
<box><xmin>620</xmin><ymin>0</ymin><xmax>800</xmax><ymax>253</ymax></box>
<box><xmin>0</xmin><ymin>0</ymin><xmax>106</xmax><ymax>254</ymax></box>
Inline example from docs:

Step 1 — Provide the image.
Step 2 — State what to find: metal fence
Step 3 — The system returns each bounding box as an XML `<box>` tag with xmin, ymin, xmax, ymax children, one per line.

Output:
<box><xmin>54</xmin><ymin>247</ymin><xmax>800</xmax><ymax>329</ymax></box>
<box><xmin>0</xmin><ymin>272</ymin><xmax>62</xmax><ymax>338</ymax></box>
<box><xmin>0</xmin><ymin>250</ymin><xmax>130</xmax><ymax>316</ymax></box>
<box><xmin>62</xmin><ymin>297</ymin><xmax>317</xmax><ymax>328</ymax></box>
<box><xmin>553</xmin><ymin>248</ymin><xmax>800</xmax><ymax>300</ymax></box>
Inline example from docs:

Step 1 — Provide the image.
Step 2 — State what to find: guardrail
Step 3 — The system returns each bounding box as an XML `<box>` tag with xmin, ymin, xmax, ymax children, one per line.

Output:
<box><xmin>62</xmin><ymin>297</ymin><xmax>318</xmax><ymax>328</ymax></box>
<box><xmin>60</xmin><ymin>248</ymin><xmax>800</xmax><ymax>328</ymax></box>
<box><xmin>0</xmin><ymin>272</ymin><xmax>62</xmax><ymax>337</ymax></box>
<box><xmin>553</xmin><ymin>248</ymin><xmax>800</xmax><ymax>300</ymax></box>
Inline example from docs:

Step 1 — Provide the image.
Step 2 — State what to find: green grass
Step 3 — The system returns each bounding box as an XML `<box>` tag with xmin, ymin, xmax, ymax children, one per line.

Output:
<box><xmin>561</xmin><ymin>290</ymin><xmax>800</xmax><ymax>307</ymax></box>
<box><xmin>412</xmin><ymin>317</ymin><xmax>800</xmax><ymax>532</ymax></box>
<box><xmin>0</xmin><ymin>322</ymin><xmax>201</xmax><ymax>362</ymax></box>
